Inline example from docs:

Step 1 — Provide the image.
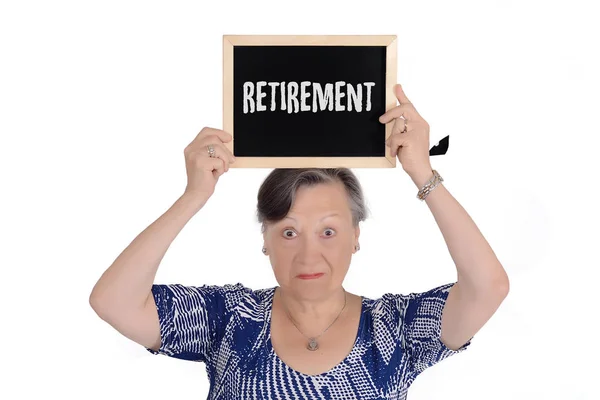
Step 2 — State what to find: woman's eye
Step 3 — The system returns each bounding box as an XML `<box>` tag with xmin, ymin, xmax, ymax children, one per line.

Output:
<box><xmin>283</xmin><ymin>229</ymin><xmax>296</xmax><ymax>238</ymax></box>
<box><xmin>324</xmin><ymin>228</ymin><xmax>335</xmax><ymax>237</ymax></box>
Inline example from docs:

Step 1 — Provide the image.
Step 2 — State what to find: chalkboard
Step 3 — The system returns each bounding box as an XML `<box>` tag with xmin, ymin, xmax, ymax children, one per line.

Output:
<box><xmin>224</xmin><ymin>35</ymin><xmax>398</xmax><ymax>168</ymax></box>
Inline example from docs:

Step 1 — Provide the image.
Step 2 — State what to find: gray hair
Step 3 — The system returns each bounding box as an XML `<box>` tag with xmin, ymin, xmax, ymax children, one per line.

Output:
<box><xmin>257</xmin><ymin>168</ymin><xmax>370</xmax><ymax>234</ymax></box>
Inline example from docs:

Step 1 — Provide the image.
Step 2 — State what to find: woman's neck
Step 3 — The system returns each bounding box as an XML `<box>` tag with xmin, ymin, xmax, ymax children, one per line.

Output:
<box><xmin>277</xmin><ymin>286</ymin><xmax>347</xmax><ymax>324</ymax></box>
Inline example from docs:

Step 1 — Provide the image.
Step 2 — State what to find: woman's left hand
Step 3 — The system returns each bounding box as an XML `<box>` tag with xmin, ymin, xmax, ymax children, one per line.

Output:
<box><xmin>379</xmin><ymin>84</ymin><xmax>433</xmax><ymax>182</ymax></box>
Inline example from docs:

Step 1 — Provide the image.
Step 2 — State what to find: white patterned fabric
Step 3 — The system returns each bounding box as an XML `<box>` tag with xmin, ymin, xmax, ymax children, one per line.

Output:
<box><xmin>147</xmin><ymin>282</ymin><xmax>472</xmax><ymax>399</ymax></box>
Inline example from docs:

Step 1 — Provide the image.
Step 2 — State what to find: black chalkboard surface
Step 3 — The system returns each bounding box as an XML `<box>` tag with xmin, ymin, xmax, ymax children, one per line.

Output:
<box><xmin>224</xmin><ymin>35</ymin><xmax>398</xmax><ymax>168</ymax></box>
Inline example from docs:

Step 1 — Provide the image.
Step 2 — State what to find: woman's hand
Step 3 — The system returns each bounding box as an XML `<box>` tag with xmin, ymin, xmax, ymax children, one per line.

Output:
<box><xmin>183</xmin><ymin>127</ymin><xmax>236</xmax><ymax>200</ymax></box>
<box><xmin>379</xmin><ymin>84</ymin><xmax>433</xmax><ymax>182</ymax></box>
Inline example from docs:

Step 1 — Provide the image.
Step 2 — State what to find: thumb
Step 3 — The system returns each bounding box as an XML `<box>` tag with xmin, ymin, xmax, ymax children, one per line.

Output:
<box><xmin>394</xmin><ymin>84</ymin><xmax>411</xmax><ymax>104</ymax></box>
<box><xmin>217</xmin><ymin>130</ymin><xmax>233</xmax><ymax>142</ymax></box>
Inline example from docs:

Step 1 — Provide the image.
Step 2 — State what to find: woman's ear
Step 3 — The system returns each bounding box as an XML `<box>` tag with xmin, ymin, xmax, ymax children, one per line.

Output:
<box><xmin>262</xmin><ymin>225</ymin><xmax>270</xmax><ymax>255</ymax></box>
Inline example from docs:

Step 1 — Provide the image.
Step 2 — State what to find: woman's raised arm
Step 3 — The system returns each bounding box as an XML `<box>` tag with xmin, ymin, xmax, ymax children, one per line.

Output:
<box><xmin>89</xmin><ymin>193</ymin><xmax>208</xmax><ymax>349</ymax></box>
<box><xmin>89</xmin><ymin>127</ymin><xmax>236</xmax><ymax>350</ymax></box>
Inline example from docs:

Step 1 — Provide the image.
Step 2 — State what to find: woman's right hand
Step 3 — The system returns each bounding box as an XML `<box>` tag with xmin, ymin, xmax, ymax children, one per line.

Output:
<box><xmin>183</xmin><ymin>127</ymin><xmax>236</xmax><ymax>200</ymax></box>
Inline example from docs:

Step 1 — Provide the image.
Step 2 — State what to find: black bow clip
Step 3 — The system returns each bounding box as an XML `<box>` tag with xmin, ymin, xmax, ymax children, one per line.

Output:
<box><xmin>429</xmin><ymin>135</ymin><xmax>449</xmax><ymax>156</ymax></box>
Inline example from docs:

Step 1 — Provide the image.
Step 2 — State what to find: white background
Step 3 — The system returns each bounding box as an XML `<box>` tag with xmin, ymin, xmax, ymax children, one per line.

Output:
<box><xmin>1</xmin><ymin>0</ymin><xmax>598</xmax><ymax>399</ymax></box>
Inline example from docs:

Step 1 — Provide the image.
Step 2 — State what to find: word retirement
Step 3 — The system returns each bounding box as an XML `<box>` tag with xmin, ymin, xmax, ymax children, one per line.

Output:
<box><xmin>243</xmin><ymin>81</ymin><xmax>376</xmax><ymax>114</ymax></box>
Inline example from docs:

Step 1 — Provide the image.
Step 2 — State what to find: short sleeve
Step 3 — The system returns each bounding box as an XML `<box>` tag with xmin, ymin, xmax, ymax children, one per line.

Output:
<box><xmin>395</xmin><ymin>282</ymin><xmax>473</xmax><ymax>378</ymax></box>
<box><xmin>145</xmin><ymin>282</ymin><xmax>247</xmax><ymax>362</ymax></box>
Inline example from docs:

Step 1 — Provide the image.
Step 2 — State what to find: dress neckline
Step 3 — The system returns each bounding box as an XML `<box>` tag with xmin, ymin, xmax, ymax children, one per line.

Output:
<box><xmin>264</xmin><ymin>286</ymin><xmax>366</xmax><ymax>378</ymax></box>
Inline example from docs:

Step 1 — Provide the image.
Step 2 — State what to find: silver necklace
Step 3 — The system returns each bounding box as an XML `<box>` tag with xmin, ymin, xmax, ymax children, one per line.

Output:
<box><xmin>278</xmin><ymin>288</ymin><xmax>347</xmax><ymax>351</ymax></box>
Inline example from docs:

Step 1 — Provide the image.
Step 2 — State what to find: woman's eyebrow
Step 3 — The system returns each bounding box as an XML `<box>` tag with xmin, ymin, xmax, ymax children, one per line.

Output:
<box><xmin>284</xmin><ymin>213</ymin><xmax>341</xmax><ymax>222</ymax></box>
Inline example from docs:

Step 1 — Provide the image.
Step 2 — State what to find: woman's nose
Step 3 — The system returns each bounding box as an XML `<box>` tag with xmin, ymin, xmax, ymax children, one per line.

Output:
<box><xmin>297</xmin><ymin>237</ymin><xmax>322</xmax><ymax>261</ymax></box>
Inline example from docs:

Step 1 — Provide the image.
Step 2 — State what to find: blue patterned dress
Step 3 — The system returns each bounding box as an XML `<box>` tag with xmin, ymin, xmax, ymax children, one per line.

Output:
<box><xmin>146</xmin><ymin>282</ymin><xmax>472</xmax><ymax>399</ymax></box>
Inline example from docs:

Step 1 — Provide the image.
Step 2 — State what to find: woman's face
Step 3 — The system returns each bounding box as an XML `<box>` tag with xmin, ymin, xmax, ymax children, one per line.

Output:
<box><xmin>262</xmin><ymin>182</ymin><xmax>360</xmax><ymax>299</ymax></box>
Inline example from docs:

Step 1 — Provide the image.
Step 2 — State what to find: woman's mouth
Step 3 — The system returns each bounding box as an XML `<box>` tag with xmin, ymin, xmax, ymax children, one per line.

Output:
<box><xmin>297</xmin><ymin>273</ymin><xmax>324</xmax><ymax>280</ymax></box>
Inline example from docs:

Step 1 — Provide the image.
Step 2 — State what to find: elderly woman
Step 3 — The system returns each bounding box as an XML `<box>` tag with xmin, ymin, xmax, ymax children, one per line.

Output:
<box><xmin>90</xmin><ymin>84</ymin><xmax>509</xmax><ymax>399</ymax></box>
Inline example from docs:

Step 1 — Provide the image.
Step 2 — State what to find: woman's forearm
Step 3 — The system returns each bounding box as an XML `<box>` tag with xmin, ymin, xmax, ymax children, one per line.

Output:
<box><xmin>89</xmin><ymin>192</ymin><xmax>209</xmax><ymax>314</ymax></box>
<box><xmin>410</xmin><ymin>169</ymin><xmax>509</xmax><ymax>296</ymax></box>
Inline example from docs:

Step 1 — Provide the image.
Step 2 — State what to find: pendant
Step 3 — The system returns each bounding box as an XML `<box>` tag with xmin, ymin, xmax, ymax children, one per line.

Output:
<box><xmin>307</xmin><ymin>338</ymin><xmax>319</xmax><ymax>351</ymax></box>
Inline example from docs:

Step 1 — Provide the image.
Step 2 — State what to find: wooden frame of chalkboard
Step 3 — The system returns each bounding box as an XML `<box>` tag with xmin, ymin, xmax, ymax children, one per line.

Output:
<box><xmin>223</xmin><ymin>35</ymin><xmax>397</xmax><ymax>168</ymax></box>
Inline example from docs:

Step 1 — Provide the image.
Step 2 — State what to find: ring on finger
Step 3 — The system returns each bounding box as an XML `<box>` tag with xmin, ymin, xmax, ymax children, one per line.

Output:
<box><xmin>207</xmin><ymin>144</ymin><xmax>216</xmax><ymax>158</ymax></box>
<box><xmin>401</xmin><ymin>118</ymin><xmax>408</xmax><ymax>133</ymax></box>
